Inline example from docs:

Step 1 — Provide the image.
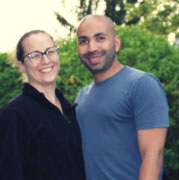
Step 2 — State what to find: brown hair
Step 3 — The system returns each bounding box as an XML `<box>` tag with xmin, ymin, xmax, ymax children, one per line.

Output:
<box><xmin>16</xmin><ymin>30</ymin><xmax>53</xmax><ymax>62</ymax></box>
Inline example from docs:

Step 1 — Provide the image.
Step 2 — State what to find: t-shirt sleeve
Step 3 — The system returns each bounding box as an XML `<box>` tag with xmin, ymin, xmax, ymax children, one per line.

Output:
<box><xmin>131</xmin><ymin>74</ymin><xmax>169</xmax><ymax>130</ymax></box>
<box><xmin>0</xmin><ymin>109</ymin><xmax>25</xmax><ymax>179</ymax></box>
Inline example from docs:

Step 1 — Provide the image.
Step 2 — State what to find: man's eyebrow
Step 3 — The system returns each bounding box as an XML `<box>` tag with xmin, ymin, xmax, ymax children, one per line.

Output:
<box><xmin>78</xmin><ymin>35</ymin><xmax>88</xmax><ymax>39</ymax></box>
<box><xmin>94</xmin><ymin>32</ymin><xmax>108</xmax><ymax>37</ymax></box>
<box><xmin>78</xmin><ymin>32</ymin><xmax>108</xmax><ymax>39</ymax></box>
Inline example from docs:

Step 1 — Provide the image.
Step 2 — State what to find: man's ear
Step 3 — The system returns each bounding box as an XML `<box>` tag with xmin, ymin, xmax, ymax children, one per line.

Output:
<box><xmin>17</xmin><ymin>61</ymin><xmax>26</xmax><ymax>73</ymax></box>
<box><xmin>115</xmin><ymin>36</ymin><xmax>121</xmax><ymax>52</ymax></box>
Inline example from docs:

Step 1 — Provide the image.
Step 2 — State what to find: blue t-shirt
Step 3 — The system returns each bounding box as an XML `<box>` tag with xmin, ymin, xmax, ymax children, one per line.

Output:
<box><xmin>76</xmin><ymin>66</ymin><xmax>169</xmax><ymax>180</ymax></box>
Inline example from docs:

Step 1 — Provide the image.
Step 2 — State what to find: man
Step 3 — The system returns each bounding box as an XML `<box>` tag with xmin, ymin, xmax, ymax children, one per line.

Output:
<box><xmin>75</xmin><ymin>14</ymin><xmax>169</xmax><ymax>180</ymax></box>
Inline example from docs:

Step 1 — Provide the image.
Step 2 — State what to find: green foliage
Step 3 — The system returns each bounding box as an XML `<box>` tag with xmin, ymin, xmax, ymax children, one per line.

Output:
<box><xmin>77</xmin><ymin>0</ymin><xmax>101</xmax><ymax>20</ymax></box>
<box><xmin>56</xmin><ymin>0</ymin><xmax>178</xmax><ymax>40</ymax></box>
<box><xmin>105</xmin><ymin>0</ymin><xmax>138</xmax><ymax>25</ymax></box>
<box><xmin>125</xmin><ymin>0</ymin><xmax>179</xmax><ymax>36</ymax></box>
<box><xmin>0</xmin><ymin>53</ymin><xmax>23</xmax><ymax>108</ymax></box>
<box><xmin>58</xmin><ymin>25</ymin><xmax>179</xmax><ymax>179</ymax></box>
<box><xmin>56</xmin><ymin>0</ymin><xmax>138</xmax><ymax>35</ymax></box>
<box><xmin>57</xmin><ymin>39</ymin><xmax>92</xmax><ymax>102</ymax></box>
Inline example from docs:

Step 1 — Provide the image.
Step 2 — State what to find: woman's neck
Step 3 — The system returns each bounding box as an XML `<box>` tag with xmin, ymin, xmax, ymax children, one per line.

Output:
<box><xmin>29</xmin><ymin>82</ymin><xmax>63</xmax><ymax>114</ymax></box>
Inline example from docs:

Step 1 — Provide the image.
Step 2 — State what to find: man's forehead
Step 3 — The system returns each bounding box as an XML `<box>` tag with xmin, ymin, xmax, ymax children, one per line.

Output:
<box><xmin>78</xmin><ymin>32</ymin><xmax>108</xmax><ymax>39</ymax></box>
<box><xmin>78</xmin><ymin>22</ymin><xmax>110</xmax><ymax>36</ymax></box>
<box><xmin>83</xmin><ymin>15</ymin><xmax>107</xmax><ymax>23</ymax></box>
<box><xmin>80</xmin><ymin>16</ymin><xmax>108</xmax><ymax>28</ymax></box>
<box><xmin>77</xmin><ymin>16</ymin><xmax>114</xmax><ymax>36</ymax></box>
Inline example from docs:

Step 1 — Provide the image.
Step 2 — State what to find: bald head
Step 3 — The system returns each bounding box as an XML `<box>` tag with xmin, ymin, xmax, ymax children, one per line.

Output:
<box><xmin>76</xmin><ymin>14</ymin><xmax>121</xmax><ymax>78</ymax></box>
<box><xmin>77</xmin><ymin>15</ymin><xmax>117</xmax><ymax>37</ymax></box>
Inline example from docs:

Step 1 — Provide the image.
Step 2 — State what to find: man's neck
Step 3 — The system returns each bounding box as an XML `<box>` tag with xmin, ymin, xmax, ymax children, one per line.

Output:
<box><xmin>93</xmin><ymin>60</ymin><xmax>123</xmax><ymax>82</ymax></box>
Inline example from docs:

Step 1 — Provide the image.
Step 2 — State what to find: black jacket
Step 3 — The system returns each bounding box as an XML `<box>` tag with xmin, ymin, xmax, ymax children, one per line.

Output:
<box><xmin>0</xmin><ymin>83</ymin><xmax>85</xmax><ymax>180</ymax></box>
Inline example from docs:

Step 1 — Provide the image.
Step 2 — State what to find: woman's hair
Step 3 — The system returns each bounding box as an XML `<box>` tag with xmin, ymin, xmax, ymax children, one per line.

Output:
<box><xmin>16</xmin><ymin>30</ymin><xmax>53</xmax><ymax>62</ymax></box>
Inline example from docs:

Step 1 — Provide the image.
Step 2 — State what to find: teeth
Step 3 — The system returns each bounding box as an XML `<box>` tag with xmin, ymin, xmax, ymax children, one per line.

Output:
<box><xmin>89</xmin><ymin>57</ymin><xmax>100</xmax><ymax>61</ymax></box>
<box><xmin>40</xmin><ymin>67</ymin><xmax>52</xmax><ymax>72</ymax></box>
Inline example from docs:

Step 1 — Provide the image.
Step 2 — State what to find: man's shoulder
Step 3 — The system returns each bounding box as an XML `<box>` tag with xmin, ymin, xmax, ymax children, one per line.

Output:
<box><xmin>75</xmin><ymin>82</ymin><xmax>94</xmax><ymax>102</ymax></box>
<box><xmin>124</xmin><ymin>66</ymin><xmax>159</xmax><ymax>84</ymax></box>
<box><xmin>80</xmin><ymin>82</ymin><xmax>94</xmax><ymax>93</ymax></box>
<box><xmin>124</xmin><ymin>66</ymin><xmax>145</xmax><ymax>78</ymax></box>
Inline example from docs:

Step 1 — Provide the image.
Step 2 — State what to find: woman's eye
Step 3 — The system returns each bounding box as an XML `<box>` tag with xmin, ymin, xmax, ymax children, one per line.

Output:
<box><xmin>46</xmin><ymin>50</ymin><xmax>55</xmax><ymax>54</ymax></box>
<box><xmin>29</xmin><ymin>53</ymin><xmax>40</xmax><ymax>59</ymax></box>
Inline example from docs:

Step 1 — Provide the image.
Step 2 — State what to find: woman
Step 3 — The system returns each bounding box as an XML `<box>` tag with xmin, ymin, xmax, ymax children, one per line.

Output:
<box><xmin>0</xmin><ymin>30</ymin><xmax>85</xmax><ymax>180</ymax></box>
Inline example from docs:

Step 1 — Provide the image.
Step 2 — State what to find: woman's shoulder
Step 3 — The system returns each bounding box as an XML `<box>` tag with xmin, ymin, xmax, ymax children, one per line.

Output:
<box><xmin>0</xmin><ymin>92</ymin><xmax>36</xmax><ymax>116</ymax></box>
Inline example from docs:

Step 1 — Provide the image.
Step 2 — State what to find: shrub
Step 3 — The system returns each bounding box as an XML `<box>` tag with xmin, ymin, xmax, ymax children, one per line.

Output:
<box><xmin>57</xmin><ymin>39</ymin><xmax>92</xmax><ymax>102</ymax></box>
<box><xmin>0</xmin><ymin>53</ymin><xmax>23</xmax><ymax>108</ymax></box>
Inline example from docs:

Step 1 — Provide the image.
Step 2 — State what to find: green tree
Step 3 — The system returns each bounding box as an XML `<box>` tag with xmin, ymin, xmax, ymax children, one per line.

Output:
<box><xmin>125</xmin><ymin>0</ymin><xmax>179</xmax><ymax>36</ymax></box>
<box><xmin>57</xmin><ymin>39</ymin><xmax>92</xmax><ymax>102</ymax></box>
<box><xmin>56</xmin><ymin>0</ymin><xmax>179</xmax><ymax>40</ymax></box>
<box><xmin>75</xmin><ymin>0</ymin><xmax>138</xmax><ymax>24</ymax></box>
<box><xmin>55</xmin><ymin>0</ymin><xmax>138</xmax><ymax>35</ymax></box>
<box><xmin>55</xmin><ymin>0</ymin><xmax>102</xmax><ymax>36</ymax></box>
<box><xmin>0</xmin><ymin>53</ymin><xmax>22</xmax><ymax>108</ymax></box>
<box><xmin>105</xmin><ymin>0</ymin><xmax>138</xmax><ymax>25</ymax></box>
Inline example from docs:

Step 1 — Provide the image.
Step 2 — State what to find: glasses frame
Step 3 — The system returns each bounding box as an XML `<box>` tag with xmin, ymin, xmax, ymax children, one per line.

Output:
<box><xmin>22</xmin><ymin>45</ymin><xmax>59</xmax><ymax>63</ymax></box>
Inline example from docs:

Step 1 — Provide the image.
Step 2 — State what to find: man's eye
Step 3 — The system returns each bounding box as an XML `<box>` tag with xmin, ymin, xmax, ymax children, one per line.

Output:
<box><xmin>97</xmin><ymin>36</ymin><xmax>105</xmax><ymax>41</ymax></box>
<box><xmin>79</xmin><ymin>39</ymin><xmax>88</xmax><ymax>45</ymax></box>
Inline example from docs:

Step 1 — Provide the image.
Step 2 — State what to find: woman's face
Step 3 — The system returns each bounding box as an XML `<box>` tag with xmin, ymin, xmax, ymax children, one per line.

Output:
<box><xmin>18</xmin><ymin>32</ymin><xmax>59</xmax><ymax>89</ymax></box>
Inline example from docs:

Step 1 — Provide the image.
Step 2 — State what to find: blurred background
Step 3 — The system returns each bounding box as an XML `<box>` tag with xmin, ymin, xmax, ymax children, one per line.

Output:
<box><xmin>0</xmin><ymin>0</ymin><xmax>179</xmax><ymax>179</ymax></box>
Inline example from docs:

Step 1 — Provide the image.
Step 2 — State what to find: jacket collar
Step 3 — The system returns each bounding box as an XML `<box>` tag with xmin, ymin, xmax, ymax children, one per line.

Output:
<box><xmin>22</xmin><ymin>83</ymin><xmax>76</xmax><ymax>112</ymax></box>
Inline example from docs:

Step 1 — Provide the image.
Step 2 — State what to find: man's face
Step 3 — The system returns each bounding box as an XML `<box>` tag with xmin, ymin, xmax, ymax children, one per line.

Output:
<box><xmin>77</xmin><ymin>17</ymin><xmax>119</xmax><ymax>74</ymax></box>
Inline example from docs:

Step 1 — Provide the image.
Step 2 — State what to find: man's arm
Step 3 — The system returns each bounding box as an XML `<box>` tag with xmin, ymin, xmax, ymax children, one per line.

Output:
<box><xmin>137</xmin><ymin>127</ymin><xmax>168</xmax><ymax>180</ymax></box>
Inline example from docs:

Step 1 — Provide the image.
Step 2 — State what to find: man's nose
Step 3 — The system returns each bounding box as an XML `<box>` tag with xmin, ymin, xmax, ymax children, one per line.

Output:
<box><xmin>88</xmin><ymin>40</ymin><xmax>98</xmax><ymax>52</ymax></box>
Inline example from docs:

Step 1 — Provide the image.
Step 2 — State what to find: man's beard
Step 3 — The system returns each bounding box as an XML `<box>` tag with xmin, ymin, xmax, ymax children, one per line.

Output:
<box><xmin>79</xmin><ymin>46</ymin><xmax>116</xmax><ymax>74</ymax></box>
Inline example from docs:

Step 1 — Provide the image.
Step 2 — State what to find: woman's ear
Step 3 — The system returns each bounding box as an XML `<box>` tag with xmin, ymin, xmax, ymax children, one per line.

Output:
<box><xmin>17</xmin><ymin>61</ymin><xmax>26</xmax><ymax>73</ymax></box>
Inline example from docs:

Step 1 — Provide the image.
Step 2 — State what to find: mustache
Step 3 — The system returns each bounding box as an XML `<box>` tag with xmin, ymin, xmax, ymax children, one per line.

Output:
<box><xmin>83</xmin><ymin>50</ymin><xmax>106</xmax><ymax>58</ymax></box>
